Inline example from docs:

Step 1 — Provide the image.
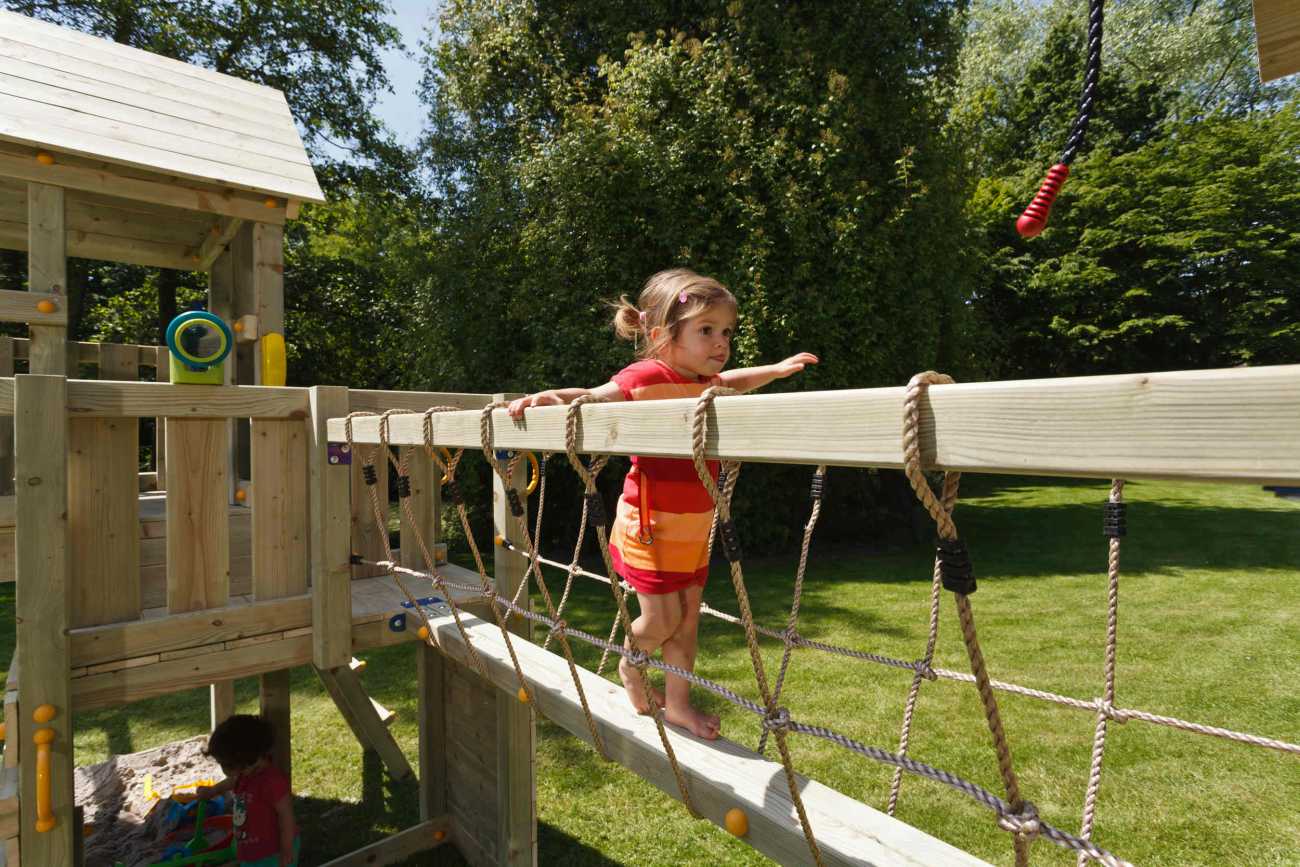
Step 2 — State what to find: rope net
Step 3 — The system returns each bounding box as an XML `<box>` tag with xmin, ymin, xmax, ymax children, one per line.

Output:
<box><xmin>345</xmin><ymin>375</ymin><xmax>1299</xmax><ymax>867</ymax></box>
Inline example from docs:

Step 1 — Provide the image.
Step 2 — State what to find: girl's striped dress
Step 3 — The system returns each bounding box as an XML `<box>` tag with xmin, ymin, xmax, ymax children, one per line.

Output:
<box><xmin>607</xmin><ymin>359</ymin><xmax>720</xmax><ymax>595</ymax></box>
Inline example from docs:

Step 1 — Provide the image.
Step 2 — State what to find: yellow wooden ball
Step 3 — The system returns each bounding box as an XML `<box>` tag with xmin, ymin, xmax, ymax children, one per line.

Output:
<box><xmin>724</xmin><ymin>807</ymin><xmax>748</xmax><ymax>837</ymax></box>
<box><xmin>517</xmin><ymin>687</ymin><xmax>530</xmax><ymax>704</ymax></box>
<box><xmin>33</xmin><ymin>704</ymin><xmax>56</xmax><ymax>724</ymax></box>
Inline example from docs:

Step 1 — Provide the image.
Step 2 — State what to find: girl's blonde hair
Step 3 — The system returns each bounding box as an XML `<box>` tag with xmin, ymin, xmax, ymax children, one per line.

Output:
<box><xmin>612</xmin><ymin>268</ymin><xmax>737</xmax><ymax>359</ymax></box>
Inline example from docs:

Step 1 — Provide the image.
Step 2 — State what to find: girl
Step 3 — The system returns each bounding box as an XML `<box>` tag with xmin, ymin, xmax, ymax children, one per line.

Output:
<box><xmin>197</xmin><ymin>714</ymin><xmax>299</xmax><ymax>867</ymax></box>
<box><xmin>508</xmin><ymin>268</ymin><xmax>817</xmax><ymax>739</ymax></box>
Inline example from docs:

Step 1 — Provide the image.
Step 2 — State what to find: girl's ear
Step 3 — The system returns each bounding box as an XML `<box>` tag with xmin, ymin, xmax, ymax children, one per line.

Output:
<box><xmin>647</xmin><ymin>325</ymin><xmax>666</xmax><ymax>345</ymax></box>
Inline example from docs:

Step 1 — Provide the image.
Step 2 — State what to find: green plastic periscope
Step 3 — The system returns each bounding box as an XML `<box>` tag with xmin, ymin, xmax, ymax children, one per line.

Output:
<box><xmin>114</xmin><ymin>799</ymin><xmax>237</xmax><ymax>867</ymax></box>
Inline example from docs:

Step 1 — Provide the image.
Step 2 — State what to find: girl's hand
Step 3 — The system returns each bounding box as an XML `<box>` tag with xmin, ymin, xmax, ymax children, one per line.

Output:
<box><xmin>507</xmin><ymin>390</ymin><xmax>565</xmax><ymax>419</ymax></box>
<box><xmin>774</xmin><ymin>352</ymin><xmax>819</xmax><ymax>378</ymax></box>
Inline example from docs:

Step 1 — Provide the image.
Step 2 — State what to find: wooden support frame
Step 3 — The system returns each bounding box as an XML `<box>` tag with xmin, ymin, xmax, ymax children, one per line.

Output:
<box><xmin>317</xmin><ymin>816</ymin><xmax>452</xmax><ymax>867</ymax></box>
<box><xmin>15</xmin><ymin>375</ymin><xmax>75</xmax><ymax>862</ymax></box>
<box><xmin>315</xmin><ymin>666</ymin><xmax>412</xmax><ymax>780</ymax></box>
<box><xmin>25</xmin><ymin>182</ymin><xmax>66</xmax><ymax>375</ymax></box>
<box><xmin>310</xmin><ymin>386</ymin><xmax>353</xmax><ymax>669</ymax></box>
<box><xmin>330</xmin><ymin>365</ymin><xmax>1300</xmax><ymax>484</ymax></box>
<box><xmin>490</xmin><ymin>392</ymin><xmax>536</xmax><ymax>867</ymax></box>
<box><xmin>1254</xmin><ymin>0</ymin><xmax>1300</xmax><ymax>81</ymax></box>
<box><xmin>0</xmin><ymin>288</ymin><xmax>66</xmax><ymax>326</ymax></box>
<box><xmin>0</xmin><ymin>379</ymin><xmax>308</xmax><ymax>419</ymax></box>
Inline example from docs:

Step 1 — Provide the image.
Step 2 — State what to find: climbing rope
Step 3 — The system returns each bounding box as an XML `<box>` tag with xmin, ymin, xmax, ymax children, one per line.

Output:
<box><xmin>343</xmin><ymin>381</ymin><xmax>1297</xmax><ymax>866</ymax></box>
<box><xmin>691</xmin><ymin>385</ymin><xmax>825</xmax><ymax>867</ymax></box>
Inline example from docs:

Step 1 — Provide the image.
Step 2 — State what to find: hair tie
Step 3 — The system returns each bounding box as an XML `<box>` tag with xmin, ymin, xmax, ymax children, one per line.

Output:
<box><xmin>638</xmin><ymin>310</ymin><xmax>648</xmax><ymax>331</ymax></box>
<box><xmin>678</xmin><ymin>290</ymin><xmax>689</xmax><ymax>303</ymax></box>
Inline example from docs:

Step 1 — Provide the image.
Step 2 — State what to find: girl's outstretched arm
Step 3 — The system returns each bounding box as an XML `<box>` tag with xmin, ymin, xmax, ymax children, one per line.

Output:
<box><xmin>507</xmin><ymin>380</ymin><xmax>625</xmax><ymax>419</ymax></box>
<box><xmin>718</xmin><ymin>352</ymin><xmax>818</xmax><ymax>393</ymax></box>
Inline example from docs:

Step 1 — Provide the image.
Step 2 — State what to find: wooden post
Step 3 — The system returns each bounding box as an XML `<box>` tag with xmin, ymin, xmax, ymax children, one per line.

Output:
<box><xmin>67</xmin><ymin>345</ymin><xmax>140</xmax><ymax>628</ymax></box>
<box><xmin>16</xmin><ymin>375</ymin><xmax>75</xmax><ymax>862</ymax></box>
<box><xmin>490</xmin><ymin>395</ymin><xmax>536</xmax><ymax>867</ymax></box>
<box><xmin>252</xmin><ymin>417</ymin><xmax>310</xmax><ymax>780</ymax></box>
<box><xmin>165</xmin><ymin>419</ymin><xmax>230</xmax><ymax>613</ymax></box>
<box><xmin>152</xmin><ymin>345</ymin><xmax>168</xmax><ymax>485</ymax></box>
<box><xmin>26</xmin><ymin>183</ymin><xmax>67</xmax><ymax>376</ymax></box>
<box><xmin>406</xmin><ymin>447</ymin><xmax>446</xmax><ymax>821</ymax></box>
<box><xmin>309</xmin><ymin>386</ymin><xmax>352</xmax><ymax>670</ymax></box>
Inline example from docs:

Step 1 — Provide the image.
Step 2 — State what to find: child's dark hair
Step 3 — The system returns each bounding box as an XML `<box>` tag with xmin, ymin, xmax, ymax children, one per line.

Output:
<box><xmin>206</xmin><ymin>714</ymin><xmax>276</xmax><ymax>770</ymax></box>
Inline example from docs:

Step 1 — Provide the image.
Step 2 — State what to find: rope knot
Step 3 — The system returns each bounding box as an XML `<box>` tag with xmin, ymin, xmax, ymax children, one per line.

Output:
<box><xmin>549</xmin><ymin>619</ymin><xmax>568</xmax><ymax>639</ymax></box>
<box><xmin>626</xmin><ymin>650</ymin><xmax>650</xmax><ymax>670</ymax></box>
<box><xmin>762</xmin><ymin>706</ymin><xmax>792</xmax><ymax>733</ymax></box>
<box><xmin>996</xmin><ymin>801</ymin><xmax>1041</xmax><ymax>843</ymax></box>
<box><xmin>1096</xmin><ymin>699</ymin><xmax>1130</xmax><ymax>724</ymax></box>
<box><xmin>916</xmin><ymin>662</ymin><xmax>938</xmax><ymax>682</ymax></box>
<box><xmin>482</xmin><ymin>587</ymin><xmax>498</xmax><ymax>604</ymax></box>
<box><xmin>781</xmin><ymin>626</ymin><xmax>801</xmax><ymax>646</ymax></box>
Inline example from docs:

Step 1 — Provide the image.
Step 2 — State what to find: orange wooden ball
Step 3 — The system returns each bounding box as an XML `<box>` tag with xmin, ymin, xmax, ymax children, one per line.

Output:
<box><xmin>264</xmin><ymin>196</ymin><xmax>278</xmax><ymax>208</ymax></box>
<box><xmin>433</xmin><ymin>828</ymin><xmax>447</xmax><ymax>842</ymax></box>
<box><xmin>36</xmin><ymin>151</ymin><xmax>54</xmax><ymax>166</ymax></box>
<box><xmin>0</xmin><ymin>722</ymin><xmax>6</xmax><ymax>740</ymax></box>
<box><xmin>234</xmin><ymin>488</ymin><xmax>247</xmax><ymax>502</ymax></box>
<box><xmin>36</xmin><ymin>299</ymin><xmax>57</xmax><ymax>314</ymax></box>
<box><xmin>33</xmin><ymin>728</ymin><xmax>54</xmax><ymax>746</ymax></box>
<box><xmin>33</xmin><ymin>704</ymin><xmax>56</xmax><ymax>724</ymax></box>
<box><xmin>724</xmin><ymin>807</ymin><xmax>748</xmax><ymax>837</ymax></box>
<box><xmin>517</xmin><ymin>687</ymin><xmax>530</xmax><ymax>704</ymax></box>
<box><xmin>233</xmin><ymin>319</ymin><xmax>244</xmax><ymax>333</ymax></box>
<box><xmin>417</xmin><ymin>626</ymin><xmax>430</xmax><ymax>640</ymax></box>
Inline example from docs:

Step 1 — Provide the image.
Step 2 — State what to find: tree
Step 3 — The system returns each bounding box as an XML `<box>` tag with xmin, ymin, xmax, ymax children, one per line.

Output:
<box><xmin>416</xmin><ymin>1</ymin><xmax>976</xmax><ymax>547</ymax></box>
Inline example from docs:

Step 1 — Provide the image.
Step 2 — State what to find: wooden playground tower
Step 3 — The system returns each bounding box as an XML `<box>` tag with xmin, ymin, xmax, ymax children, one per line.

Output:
<box><xmin>0</xmin><ymin>7</ymin><xmax>1297</xmax><ymax>867</ymax></box>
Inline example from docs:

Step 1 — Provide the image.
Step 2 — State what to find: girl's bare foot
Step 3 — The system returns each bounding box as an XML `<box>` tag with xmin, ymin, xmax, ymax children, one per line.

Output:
<box><xmin>618</xmin><ymin>659</ymin><xmax>665</xmax><ymax>714</ymax></box>
<box><xmin>665</xmin><ymin>703</ymin><xmax>721</xmax><ymax>740</ymax></box>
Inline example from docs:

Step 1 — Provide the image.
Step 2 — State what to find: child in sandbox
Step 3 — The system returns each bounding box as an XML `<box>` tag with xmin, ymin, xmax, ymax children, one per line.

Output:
<box><xmin>197</xmin><ymin>714</ymin><xmax>299</xmax><ymax>867</ymax></box>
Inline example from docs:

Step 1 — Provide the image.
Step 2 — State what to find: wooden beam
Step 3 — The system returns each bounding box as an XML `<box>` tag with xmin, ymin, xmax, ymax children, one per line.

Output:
<box><xmin>0</xmin><ymin>378</ymin><xmax>309</xmax><ymax>419</ymax></box>
<box><xmin>197</xmin><ymin>218</ymin><xmax>243</xmax><ymax>275</ymax></box>
<box><xmin>15</xmin><ymin>375</ymin><xmax>75</xmax><ymax>861</ymax></box>
<box><xmin>310</xmin><ymin>386</ymin><xmax>353</xmax><ymax>669</ymax></box>
<box><xmin>406</xmin><ymin>446</ymin><xmax>446</xmax><ymax>821</ymax></box>
<box><xmin>316</xmin><ymin>665</ymin><xmax>412</xmax><ymax>780</ymax></box>
<box><xmin>0</xmin><ymin>288</ymin><xmax>66</xmax><ymax>326</ymax></box>
<box><xmin>0</xmin><ymin>217</ymin><xmax>200</xmax><ymax>271</ymax></box>
<box><xmin>491</xmin><ymin>394</ymin><xmax>535</xmax><ymax>867</ymax></box>
<box><xmin>0</xmin><ymin>146</ymin><xmax>287</xmax><ymax>225</ymax></box>
<box><xmin>26</xmin><ymin>183</ymin><xmax>66</xmax><ymax>375</ymax></box>
<box><xmin>348</xmin><ymin>389</ymin><xmax>495</xmax><ymax>413</ymax></box>
<box><xmin>210</xmin><ymin>681</ymin><xmax>235</xmax><ymax>730</ymax></box>
<box><xmin>69</xmin><ymin>594</ymin><xmax>310</xmax><ymax>668</ymax></box>
<box><xmin>1255</xmin><ymin>0</ymin><xmax>1300</xmax><ymax>81</ymax></box>
<box><xmin>426</xmin><ymin>608</ymin><xmax>987</xmax><ymax>867</ymax></box>
<box><xmin>317</xmin><ymin>817</ymin><xmax>452</xmax><ymax>867</ymax></box>
<box><xmin>329</xmin><ymin>365</ymin><xmax>1300</xmax><ymax>485</ymax></box>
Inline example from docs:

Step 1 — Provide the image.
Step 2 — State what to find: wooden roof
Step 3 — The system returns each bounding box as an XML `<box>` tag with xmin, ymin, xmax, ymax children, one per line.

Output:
<box><xmin>0</xmin><ymin>9</ymin><xmax>324</xmax><ymax>205</ymax></box>
<box><xmin>1255</xmin><ymin>0</ymin><xmax>1300</xmax><ymax>82</ymax></box>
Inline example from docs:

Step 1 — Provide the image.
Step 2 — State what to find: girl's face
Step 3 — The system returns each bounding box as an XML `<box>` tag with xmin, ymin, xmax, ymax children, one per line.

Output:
<box><xmin>660</xmin><ymin>307</ymin><xmax>735</xmax><ymax>380</ymax></box>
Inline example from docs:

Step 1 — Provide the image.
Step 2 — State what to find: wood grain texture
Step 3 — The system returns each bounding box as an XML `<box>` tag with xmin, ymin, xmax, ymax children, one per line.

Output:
<box><xmin>251</xmin><ymin>420</ymin><xmax>309</xmax><ymax>600</ymax></box>
<box><xmin>25</xmin><ymin>182</ymin><xmax>66</xmax><ymax>375</ymax></box>
<box><xmin>0</xmin><ymin>379</ymin><xmax>309</xmax><ymax>419</ymax></box>
<box><xmin>310</xmin><ymin>386</ymin><xmax>353</xmax><ymax>669</ymax></box>
<box><xmin>15</xmin><ymin>375</ymin><xmax>75</xmax><ymax>862</ymax></box>
<box><xmin>165</xmin><ymin>419</ymin><xmax>230</xmax><ymax>612</ymax></box>
<box><xmin>0</xmin><ymin>10</ymin><xmax>324</xmax><ymax>203</ymax></box>
<box><xmin>1255</xmin><ymin>0</ymin><xmax>1300</xmax><ymax>81</ymax></box>
<box><xmin>67</xmin><ymin>415</ymin><xmax>140</xmax><ymax>627</ymax></box>
<box><xmin>330</xmin><ymin>365</ymin><xmax>1300</xmax><ymax>484</ymax></box>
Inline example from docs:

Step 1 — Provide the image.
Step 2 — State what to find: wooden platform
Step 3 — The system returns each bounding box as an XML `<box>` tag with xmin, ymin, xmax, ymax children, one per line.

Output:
<box><xmin>68</xmin><ymin>566</ymin><xmax>483</xmax><ymax>711</ymax></box>
<box><xmin>423</xmin><ymin>607</ymin><xmax>988</xmax><ymax>867</ymax></box>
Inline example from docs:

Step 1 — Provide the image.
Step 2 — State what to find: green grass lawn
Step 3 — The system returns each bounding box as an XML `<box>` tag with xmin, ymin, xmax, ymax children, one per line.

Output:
<box><xmin>4</xmin><ymin>476</ymin><xmax>1297</xmax><ymax>865</ymax></box>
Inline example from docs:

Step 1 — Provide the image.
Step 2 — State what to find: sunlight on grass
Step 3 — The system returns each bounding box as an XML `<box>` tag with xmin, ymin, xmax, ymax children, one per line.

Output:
<box><xmin>8</xmin><ymin>477</ymin><xmax>1295</xmax><ymax>865</ymax></box>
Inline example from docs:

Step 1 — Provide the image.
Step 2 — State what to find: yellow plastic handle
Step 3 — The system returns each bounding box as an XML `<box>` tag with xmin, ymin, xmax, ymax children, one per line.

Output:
<box><xmin>34</xmin><ymin>727</ymin><xmax>54</xmax><ymax>832</ymax></box>
<box><xmin>261</xmin><ymin>332</ymin><xmax>287</xmax><ymax>387</ymax></box>
<box><xmin>524</xmin><ymin>451</ymin><xmax>540</xmax><ymax>496</ymax></box>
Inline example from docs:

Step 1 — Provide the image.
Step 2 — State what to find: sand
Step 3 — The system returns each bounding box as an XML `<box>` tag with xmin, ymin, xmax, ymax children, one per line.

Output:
<box><xmin>76</xmin><ymin>736</ymin><xmax>227</xmax><ymax>867</ymax></box>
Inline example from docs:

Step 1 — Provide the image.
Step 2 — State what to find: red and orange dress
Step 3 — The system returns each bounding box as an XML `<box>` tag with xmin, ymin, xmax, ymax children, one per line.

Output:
<box><xmin>608</xmin><ymin>359</ymin><xmax>721</xmax><ymax>595</ymax></box>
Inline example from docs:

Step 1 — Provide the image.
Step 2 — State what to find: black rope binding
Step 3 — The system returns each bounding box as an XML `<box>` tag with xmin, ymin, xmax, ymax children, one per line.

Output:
<box><xmin>396</xmin><ymin>474</ymin><xmax>411</xmax><ymax>499</ymax></box>
<box><xmin>506</xmin><ymin>488</ymin><xmax>525</xmax><ymax>517</ymax></box>
<box><xmin>719</xmin><ymin>519</ymin><xmax>743</xmax><ymax>563</ymax></box>
<box><xmin>1103</xmin><ymin>501</ymin><xmax>1127</xmax><ymax>538</ymax></box>
<box><xmin>362</xmin><ymin>464</ymin><xmax>378</xmax><ymax>486</ymax></box>
<box><xmin>936</xmin><ymin>537</ymin><xmax>977</xmax><ymax>595</ymax></box>
<box><xmin>810</xmin><ymin>470</ymin><xmax>825</xmax><ymax>502</ymax></box>
<box><xmin>585</xmin><ymin>491</ymin><xmax>607</xmax><ymax>527</ymax></box>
